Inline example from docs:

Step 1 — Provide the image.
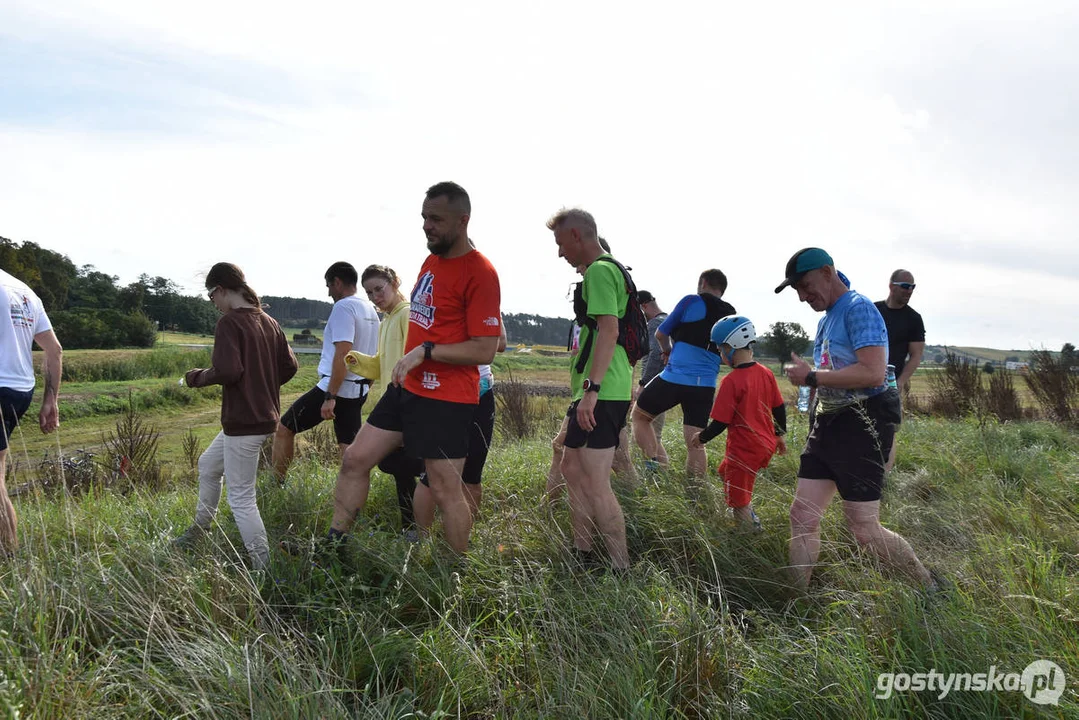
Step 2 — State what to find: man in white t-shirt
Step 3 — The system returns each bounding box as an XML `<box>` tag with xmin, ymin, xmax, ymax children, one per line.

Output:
<box><xmin>1</xmin><ymin>269</ymin><xmax>63</xmax><ymax>554</ymax></box>
<box><xmin>272</xmin><ymin>262</ymin><xmax>379</xmax><ymax>481</ymax></box>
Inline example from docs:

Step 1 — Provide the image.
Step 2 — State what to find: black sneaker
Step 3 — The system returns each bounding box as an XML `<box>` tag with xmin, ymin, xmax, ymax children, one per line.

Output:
<box><xmin>171</xmin><ymin>524</ymin><xmax>207</xmax><ymax>551</ymax></box>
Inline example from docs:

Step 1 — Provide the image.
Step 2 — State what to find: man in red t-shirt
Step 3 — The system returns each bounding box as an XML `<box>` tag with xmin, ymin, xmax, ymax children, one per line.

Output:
<box><xmin>326</xmin><ymin>182</ymin><xmax>502</xmax><ymax>554</ymax></box>
<box><xmin>690</xmin><ymin>315</ymin><xmax>787</xmax><ymax>529</ymax></box>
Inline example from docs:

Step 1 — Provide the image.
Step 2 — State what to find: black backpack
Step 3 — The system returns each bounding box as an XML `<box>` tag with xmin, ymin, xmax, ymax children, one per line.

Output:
<box><xmin>572</xmin><ymin>257</ymin><xmax>650</xmax><ymax>372</ymax></box>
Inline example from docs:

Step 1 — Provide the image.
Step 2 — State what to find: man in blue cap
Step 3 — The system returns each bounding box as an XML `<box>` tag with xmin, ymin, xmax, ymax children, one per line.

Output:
<box><xmin>776</xmin><ymin>248</ymin><xmax>938</xmax><ymax>592</ymax></box>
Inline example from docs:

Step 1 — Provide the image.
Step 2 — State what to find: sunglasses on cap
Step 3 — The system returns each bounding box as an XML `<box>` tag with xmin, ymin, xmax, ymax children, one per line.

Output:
<box><xmin>891</xmin><ymin>282</ymin><xmax>916</xmax><ymax>290</ymax></box>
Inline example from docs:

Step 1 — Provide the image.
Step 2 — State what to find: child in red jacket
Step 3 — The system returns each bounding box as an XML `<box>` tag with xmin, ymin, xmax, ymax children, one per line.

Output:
<box><xmin>691</xmin><ymin>315</ymin><xmax>787</xmax><ymax>529</ymax></box>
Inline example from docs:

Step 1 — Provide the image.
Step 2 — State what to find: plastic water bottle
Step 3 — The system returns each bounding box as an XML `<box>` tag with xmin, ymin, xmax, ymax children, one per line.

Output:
<box><xmin>797</xmin><ymin>385</ymin><xmax>810</xmax><ymax>412</ymax></box>
<box><xmin>885</xmin><ymin>364</ymin><xmax>898</xmax><ymax>390</ymax></box>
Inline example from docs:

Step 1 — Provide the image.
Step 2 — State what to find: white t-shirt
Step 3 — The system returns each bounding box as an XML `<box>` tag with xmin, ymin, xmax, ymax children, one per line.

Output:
<box><xmin>0</xmin><ymin>269</ymin><xmax>52</xmax><ymax>392</ymax></box>
<box><xmin>318</xmin><ymin>294</ymin><xmax>379</xmax><ymax>399</ymax></box>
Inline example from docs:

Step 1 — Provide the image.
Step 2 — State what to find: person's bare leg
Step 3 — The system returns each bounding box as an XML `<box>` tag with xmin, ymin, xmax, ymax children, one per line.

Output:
<box><xmin>330</xmin><ymin>425</ymin><xmax>402</xmax><ymax>534</ymax></box>
<box><xmin>413</xmin><ymin>481</ymin><xmax>435</xmax><ymax>536</ymax></box>
<box><xmin>560</xmin><ymin>447</ymin><xmax>595</xmax><ymax>551</ymax></box>
<box><xmin>885</xmin><ymin>437</ymin><xmax>898</xmax><ymax>473</ymax></box>
<box><xmin>425</xmin><ymin>458</ymin><xmax>471</xmax><ymax>553</ymax></box>
<box><xmin>844</xmin><ymin>500</ymin><xmax>932</xmax><ymax>587</ymax></box>
<box><xmin>545</xmin><ymin>417</ymin><xmax>569</xmax><ymax>503</ymax></box>
<box><xmin>631</xmin><ymin>406</ymin><xmax>659</xmax><ymax>463</ymax></box>
<box><xmin>683</xmin><ymin>424</ymin><xmax>707</xmax><ymax>479</ymax></box>
<box><xmin>0</xmin><ymin>450</ymin><xmax>17</xmax><ymax>554</ymax></box>
<box><xmin>271</xmin><ymin>423</ymin><xmax>295</xmax><ymax>482</ymax></box>
<box><xmin>652</xmin><ymin>412</ymin><xmax>669</xmax><ymax>465</ymax></box>
<box><xmin>463</xmin><ymin>483</ymin><xmax>482</xmax><ymax>517</ymax></box>
<box><xmin>788</xmin><ymin>477</ymin><xmax>838</xmax><ymax>589</ymax></box>
<box><xmin>611</xmin><ymin>427</ymin><xmax>637</xmax><ymax>487</ymax></box>
<box><xmin>564</xmin><ymin>446</ymin><xmax>628</xmax><ymax>568</ymax></box>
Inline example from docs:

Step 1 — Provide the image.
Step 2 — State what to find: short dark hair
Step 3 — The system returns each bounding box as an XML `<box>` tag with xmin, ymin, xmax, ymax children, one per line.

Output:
<box><xmin>425</xmin><ymin>181</ymin><xmax>471</xmax><ymax>214</ymax></box>
<box><xmin>699</xmin><ymin>269</ymin><xmax>728</xmax><ymax>294</ymax></box>
<box><xmin>890</xmin><ymin>268</ymin><xmax>912</xmax><ymax>283</ymax></box>
<box><xmin>324</xmin><ymin>261</ymin><xmax>358</xmax><ymax>287</ymax></box>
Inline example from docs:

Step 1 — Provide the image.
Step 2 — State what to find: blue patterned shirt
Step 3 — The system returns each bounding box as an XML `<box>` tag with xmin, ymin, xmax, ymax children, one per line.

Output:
<box><xmin>814</xmin><ymin>290</ymin><xmax>889</xmax><ymax>413</ymax></box>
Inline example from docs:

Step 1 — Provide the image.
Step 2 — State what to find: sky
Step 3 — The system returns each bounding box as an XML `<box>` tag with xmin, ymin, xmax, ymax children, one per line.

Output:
<box><xmin>2</xmin><ymin>0</ymin><xmax>1077</xmax><ymax>350</ymax></box>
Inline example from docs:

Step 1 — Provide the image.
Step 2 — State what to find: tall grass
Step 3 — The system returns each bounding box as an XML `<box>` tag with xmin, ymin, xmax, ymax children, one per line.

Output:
<box><xmin>55</xmin><ymin>348</ymin><xmax>215</xmax><ymax>383</ymax></box>
<box><xmin>0</xmin><ymin>411</ymin><xmax>1076</xmax><ymax>717</ymax></box>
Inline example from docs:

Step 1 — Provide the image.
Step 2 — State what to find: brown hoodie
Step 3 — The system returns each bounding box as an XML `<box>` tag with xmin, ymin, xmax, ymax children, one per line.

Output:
<box><xmin>185</xmin><ymin>307</ymin><xmax>298</xmax><ymax>435</ymax></box>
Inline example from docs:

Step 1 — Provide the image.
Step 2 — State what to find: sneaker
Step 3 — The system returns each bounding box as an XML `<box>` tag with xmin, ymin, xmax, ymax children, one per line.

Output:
<box><xmin>750</xmin><ymin>509</ymin><xmax>763</xmax><ymax>532</ymax></box>
<box><xmin>925</xmin><ymin>567</ymin><xmax>954</xmax><ymax>600</ymax></box>
<box><xmin>171</xmin><ymin>524</ymin><xmax>207</xmax><ymax>551</ymax></box>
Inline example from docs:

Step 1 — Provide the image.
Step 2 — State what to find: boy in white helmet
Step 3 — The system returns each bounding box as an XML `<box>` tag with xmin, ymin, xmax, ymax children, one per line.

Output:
<box><xmin>691</xmin><ymin>315</ymin><xmax>787</xmax><ymax>529</ymax></box>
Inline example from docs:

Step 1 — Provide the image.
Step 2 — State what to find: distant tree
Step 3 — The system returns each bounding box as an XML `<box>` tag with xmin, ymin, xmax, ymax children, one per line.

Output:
<box><xmin>1004</xmin><ymin>355</ymin><xmax>1020</xmax><ymax>363</ymax></box>
<box><xmin>933</xmin><ymin>353</ymin><xmax>945</xmax><ymax>364</ymax></box>
<box><xmin>983</xmin><ymin>361</ymin><xmax>995</xmax><ymax>374</ymax></box>
<box><xmin>68</xmin><ymin>264</ymin><xmax>120</xmax><ymax>309</ymax></box>
<box><xmin>758</xmin><ymin>322</ymin><xmax>811</xmax><ymax>360</ymax></box>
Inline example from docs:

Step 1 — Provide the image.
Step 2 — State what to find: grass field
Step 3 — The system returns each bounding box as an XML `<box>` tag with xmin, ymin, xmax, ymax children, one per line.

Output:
<box><xmin>3</xmin><ymin>341</ymin><xmax>1076</xmax><ymax>717</ymax></box>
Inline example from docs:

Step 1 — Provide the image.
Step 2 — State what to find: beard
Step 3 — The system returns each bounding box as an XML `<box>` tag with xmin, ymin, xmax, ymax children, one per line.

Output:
<box><xmin>426</xmin><ymin>231</ymin><xmax>456</xmax><ymax>256</ymax></box>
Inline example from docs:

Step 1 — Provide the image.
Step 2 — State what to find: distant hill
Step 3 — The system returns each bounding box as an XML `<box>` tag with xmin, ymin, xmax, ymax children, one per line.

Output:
<box><xmin>925</xmin><ymin>346</ymin><xmax>1056</xmax><ymax>365</ymax></box>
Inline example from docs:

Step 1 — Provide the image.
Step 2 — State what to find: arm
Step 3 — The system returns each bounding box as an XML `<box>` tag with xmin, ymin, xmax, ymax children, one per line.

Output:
<box><xmin>497</xmin><ymin>316</ymin><xmax>508</xmax><ymax>353</ymax></box>
<box><xmin>693</xmin><ymin>420</ymin><xmax>728</xmax><ymax>447</ymax></box>
<box><xmin>322</xmin><ymin>340</ymin><xmax>352</xmax><ymax>419</ymax></box>
<box><xmin>392</xmin><ymin>336</ymin><xmax>500</xmax><ymax>386</ymax></box>
<box><xmin>279</xmin><ymin>332</ymin><xmax>299</xmax><ymax>385</ymax></box>
<box><xmin>784</xmin><ymin>346</ymin><xmax>887</xmax><ymax>389</ymax></box>
<box><xmin>34</xmin><ymin>329</ymin><xmax>62</xmax><ymax>434</ymax></box>
<box><xmin>898</xmin><ymin>341</ymin><xmax>924</xmax><ymax>392</ymax></box>
<box><xmin>575</xmin><ymin>314</ymin><xmax>618</xmax><ymax>431</ymax></box>
<box><xmin>186</xmin><ymin>319</ymin><xmax>243</xmax><ymax>388</ymax></box>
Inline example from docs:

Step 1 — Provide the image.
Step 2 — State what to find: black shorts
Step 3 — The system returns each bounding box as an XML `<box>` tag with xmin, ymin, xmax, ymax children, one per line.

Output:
<box><xmin>797</xmin><ymin>390</ymin><xmax>901</xmax><ymax>502</ymax></box>
<box><xmin>418</xmin><ymin>388</ymin><xmax>496</xmax><ymax>487</ymax></box>
<box><xmin>280</xmin><ymin>385</ymin><xmax>367</xmax><ymax>445</ymax></box>
<box><xmin>635</xmin><ymin>376</ymin><xmax>713</xmax><ymax>428</ymax></box>
<box><xmin>0</xmin><ymin>387</ymin><xmax>34</xmax><ymax>453</ymax></box>
<box><xmin>366</xmin><ymin>384</ymin><xmax>476</xmax><ymax>460</ymax></box>
<box><xmin>564</xmin><ymin>399</ymin><xmax>631</xmax><ymax>450</ymax></box>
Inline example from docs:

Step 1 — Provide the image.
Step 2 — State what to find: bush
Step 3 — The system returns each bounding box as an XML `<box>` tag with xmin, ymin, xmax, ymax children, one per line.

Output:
<box><xmin>927</xmin><ymin>351</ymin><xmax>984</xmax><ymax>417</ymax></box>
<box><xmin>495</xmin><ymin>371</ymin><xmax>538</xmax><ymax>439</ymax></box>
<box><xmin>50</xmin><ymin>308</ymin><xmax>158</xmax><ymax>349</ymax></box>
<box><xmin>56</xmin><ymin>348</ymin><xmax>212</xmax><ymax>383</ymax></box>
<box><xmin>100</xmin><ymin>392</ymin><xmax>166</xmax><ymax>492</ymax></box>
<box><xmin>1025</xmin><ymin>348</ymin><xmax>1079</xmax><ymax>423</ymax></box>
<box><xmin>985</xmin><ymin>370</ymin><xmax>1023</xmax><ymax>422</ymax></box>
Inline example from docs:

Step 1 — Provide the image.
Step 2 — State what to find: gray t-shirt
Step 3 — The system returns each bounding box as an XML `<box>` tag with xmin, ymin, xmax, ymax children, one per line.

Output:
<box><xmin>639</xmin><ymin>313</ymin><xmax>668</xmax><ymax>386</ymax></box>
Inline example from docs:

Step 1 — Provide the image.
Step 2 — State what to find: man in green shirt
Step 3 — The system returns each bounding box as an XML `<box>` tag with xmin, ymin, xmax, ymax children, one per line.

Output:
<box><xmin>548</xmin><ymin>208</ymin><xmax>631</xmax><ymax>571</ymax></box>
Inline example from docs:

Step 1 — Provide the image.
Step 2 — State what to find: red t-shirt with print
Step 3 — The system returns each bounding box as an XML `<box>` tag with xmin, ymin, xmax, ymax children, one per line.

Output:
<box><xmin>404</xmin><ymin>249</ymin><xmax>501</xmax><ymax>404</ymax></box>
<box><xmin>710</xmin><ymin>362</ymin><xmax>785</xmax><ymax>461</ymax></box>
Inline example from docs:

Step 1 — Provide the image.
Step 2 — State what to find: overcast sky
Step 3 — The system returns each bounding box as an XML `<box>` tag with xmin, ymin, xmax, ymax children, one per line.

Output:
<box><xmin>2</xmin><ymin>0</ymin><xmax>1076</xmax><ymax>350</ymax></box>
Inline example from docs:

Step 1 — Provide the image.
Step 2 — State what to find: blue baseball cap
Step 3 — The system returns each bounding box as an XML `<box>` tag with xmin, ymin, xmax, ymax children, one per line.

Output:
<box><xmin>774</xmin><ymin>247</ymin><xmax>834</xmax><ymax>293</ymax></box>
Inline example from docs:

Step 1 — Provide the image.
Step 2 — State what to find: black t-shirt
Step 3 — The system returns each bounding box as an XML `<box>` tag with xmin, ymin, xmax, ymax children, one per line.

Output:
<box><xmin>874</xmin><ymin>301</ymin><xmax>925</xmax><ymax>376</ymax></box>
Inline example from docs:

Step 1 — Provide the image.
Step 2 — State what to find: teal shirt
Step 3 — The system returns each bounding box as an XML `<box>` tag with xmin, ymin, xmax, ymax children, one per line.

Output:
<box><xmin>570</xmin><ymin>255</ymin><xmax>632</xmax><ymax>401</ymax></box>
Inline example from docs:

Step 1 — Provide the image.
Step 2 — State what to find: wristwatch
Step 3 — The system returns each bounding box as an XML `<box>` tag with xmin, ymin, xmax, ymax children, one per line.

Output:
<box><xmin>582</xmin><ymin>379</ymin><xmax>601</xmax><ymax>393</ymax></box>
<box><xmin>324</xmin><ymin>391</ymin><xmax>337</xmax><ymax>401</ymax></box>
<box><xmin>805</xmin><ymin>371</ymin><xmax>818</xmax><ymax>388</ymax></box>
<box><xmin>423</xmin><ymin>341</ymin><xmax>435</xmax><ymax>360</ymax></box>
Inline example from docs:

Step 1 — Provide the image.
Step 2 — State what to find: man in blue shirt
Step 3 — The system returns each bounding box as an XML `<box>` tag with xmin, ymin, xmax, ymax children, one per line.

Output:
<box><xmin>777</xmin><ymin>248</ymin><xmax>937</xmax><ymax>592</ymax></box>
<box><xmin>632</xmin><ymin>269</ymin><xmax>734</xmax><ymax>478</ymax></box>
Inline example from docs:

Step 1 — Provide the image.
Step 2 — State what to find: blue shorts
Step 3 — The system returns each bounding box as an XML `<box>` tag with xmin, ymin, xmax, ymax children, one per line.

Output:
<box><xmin>0</xmin><ymin>388</ymin><xmax>34</xmax><ymax>452</ymax></box>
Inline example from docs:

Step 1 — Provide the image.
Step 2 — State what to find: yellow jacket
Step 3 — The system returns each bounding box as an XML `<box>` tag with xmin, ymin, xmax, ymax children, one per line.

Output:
<box><xmin>345</xmin><ymin>300</ymin><xmax>410</xmax><ymax>383</ymax></box>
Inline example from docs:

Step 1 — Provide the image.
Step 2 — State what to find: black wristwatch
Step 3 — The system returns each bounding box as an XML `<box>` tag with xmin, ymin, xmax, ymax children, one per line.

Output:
<box><xmin>324</xmin><ymin>391</ymin><xmax>337</xmax><ymax>401</ymax></box>
<box><xmin>582</xmin><ymin>378</ymin><xmax>601</xmax><ymax>393</ymax></box>
<box><xmin>423</xmin><ymin>341</ymin><xmax>435</xmax><ymax>361</ymax></box>
<box><xmin>805</xmin><ymin>371</ymin><xmax>818</xmax><ymax>388</ymax></box>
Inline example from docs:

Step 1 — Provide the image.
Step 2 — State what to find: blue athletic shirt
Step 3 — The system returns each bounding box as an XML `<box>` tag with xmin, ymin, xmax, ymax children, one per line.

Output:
<box><xmin>658</xmin><ymin>294</ymin><xmax>722</xmax><ymax>387</ymax></box>
<box><xmin>814</xmin><ymin>290</ymin><xmax>889</xmax><ymax>413</ymax></box>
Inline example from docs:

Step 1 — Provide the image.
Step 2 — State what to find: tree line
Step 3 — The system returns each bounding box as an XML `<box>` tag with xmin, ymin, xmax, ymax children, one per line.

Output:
<box><xmin>1</xmin><ymin>236</ymin><xmax>816</xmax><ymax>352</ymax></box>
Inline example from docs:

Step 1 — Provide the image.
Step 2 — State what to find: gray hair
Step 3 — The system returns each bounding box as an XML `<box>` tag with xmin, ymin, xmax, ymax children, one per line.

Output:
<box><xmin>545</xmin><ymin>208</ymin><xmax>598</xmax><ymax>241</ymax></box>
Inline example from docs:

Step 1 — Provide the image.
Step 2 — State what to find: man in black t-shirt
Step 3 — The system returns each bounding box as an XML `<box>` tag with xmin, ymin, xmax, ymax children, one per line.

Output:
<box><xmin>875</xmin><ymin>269</ymin><xmax>925</xmax><ymax>471</ymax></box>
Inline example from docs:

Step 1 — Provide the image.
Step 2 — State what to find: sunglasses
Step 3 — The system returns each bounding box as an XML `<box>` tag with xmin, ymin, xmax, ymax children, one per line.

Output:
<box><xmin>207</xmin><ymin>287</ymin><xmax>220</xmax><ymax>300</ymax></box>
<box><xmin>891</xmin><ymin>282</ymin><xmax>916</xmax><ymax>290</ymax></box>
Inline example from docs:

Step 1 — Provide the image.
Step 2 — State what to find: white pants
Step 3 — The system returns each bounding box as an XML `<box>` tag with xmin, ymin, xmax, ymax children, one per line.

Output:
<box><xmin>193</xmin><ymin>431</ymin><xmax>270</xmax><ymax>570</ymax></box>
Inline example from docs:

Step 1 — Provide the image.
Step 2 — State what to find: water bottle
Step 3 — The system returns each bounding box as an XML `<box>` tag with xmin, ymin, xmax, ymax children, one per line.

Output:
<box><xmin>885</xmin><ymin>364</ymin><xmax>898</xmax><ymax>390</ymax></box>
<box><xmin>797</xmin><ymin>385</ymin><xmax>810</xmax><ymax>412</ymax></box>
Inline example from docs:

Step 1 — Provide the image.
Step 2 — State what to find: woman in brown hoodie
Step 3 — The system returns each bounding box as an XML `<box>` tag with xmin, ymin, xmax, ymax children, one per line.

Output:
<box><xmin>174</xmin><ymin>262</ymin><xmax>298</xmax><ymax>570</ymax></box>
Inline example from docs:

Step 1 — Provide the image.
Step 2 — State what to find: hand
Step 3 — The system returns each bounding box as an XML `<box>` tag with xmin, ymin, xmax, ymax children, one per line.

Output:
<box><xmin>776</xmin><ymin>436</ymin><xmax>787</xmax><ymax>456</ymax></box>
<box><xmin>784</xmin><ymin>352</ymin><xmax>812</xmax><ymax>386</ymax></box>
<box><xmin>39</xmin><ymin>400</ymin><xmax>59</xmax><ymax>434</ymax></box>
<box><xmin>391</xmin><ymin>346</ymin><xmax>424</xmax><ymax>386</ymax></box>
<box><xmin>575</xmin><ymin>392</ymin><xmax>598</xmax><ymax>432</ymax></box>
<box><xmin>689</xmin><ymin>432</ymin><xmax>703</xmax><ymax>449</ymax></box>
<box><xmin>184</xmin><ymin>368</ymin><xmax>202</xmax><ymax>388</ymax></box>
<box><xmin>321</xmin><ymin>398</ymin><xmax>336</xmax><ymax>420</ymax></box>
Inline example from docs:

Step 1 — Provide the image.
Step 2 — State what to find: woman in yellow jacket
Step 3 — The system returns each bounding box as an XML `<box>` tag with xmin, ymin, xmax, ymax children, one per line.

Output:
<box><xmin>349</xmin><ymin>264</ymin><xmax>421</xmax><ymax>532</ymax></box>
